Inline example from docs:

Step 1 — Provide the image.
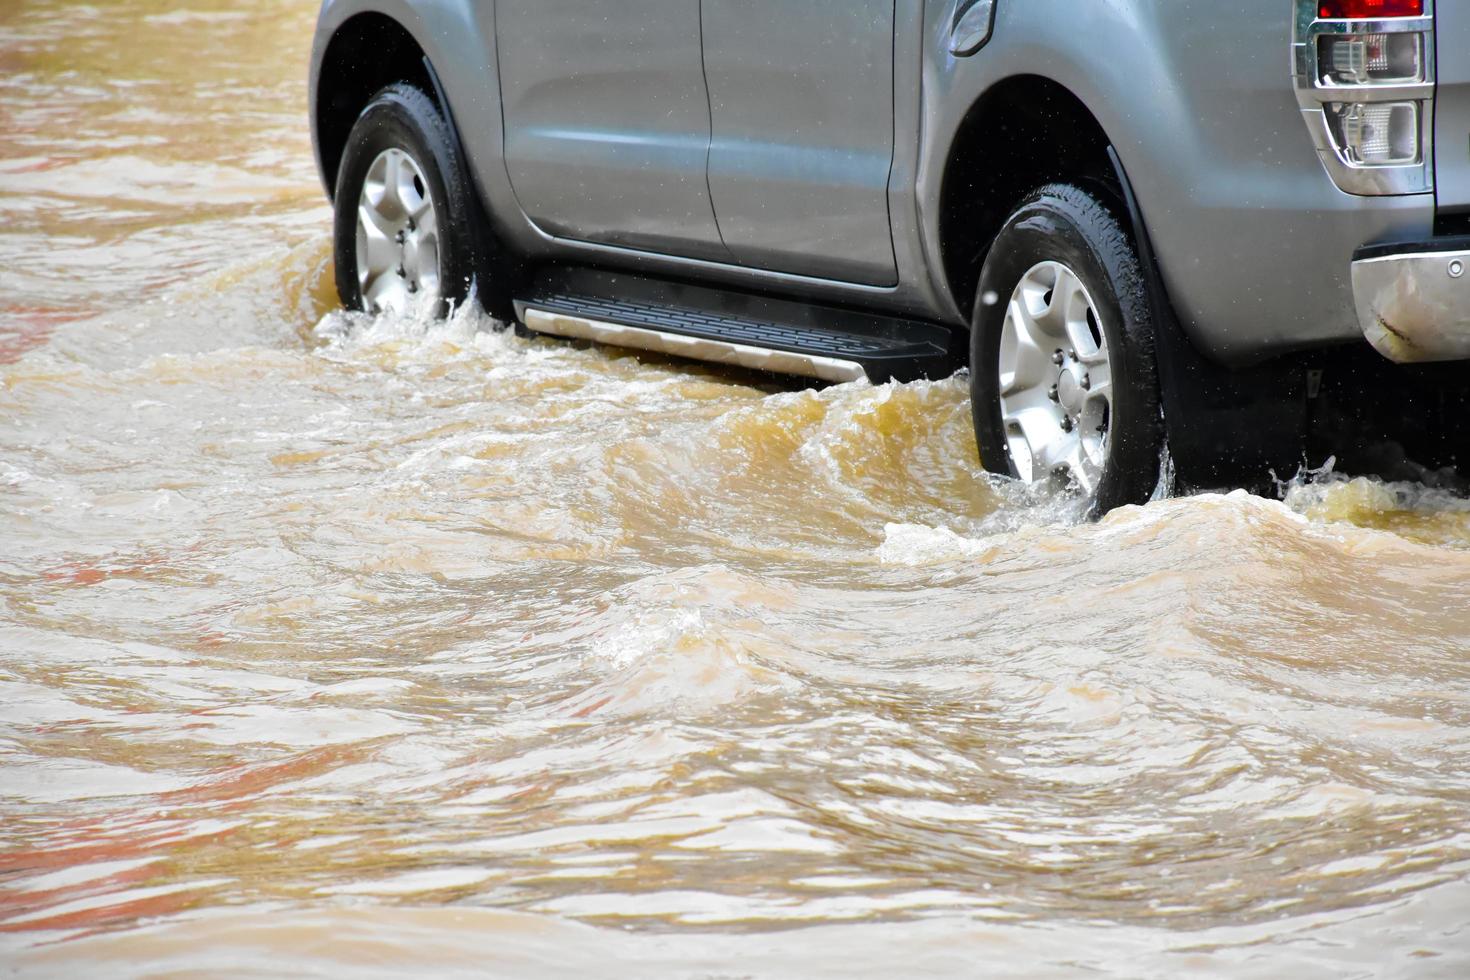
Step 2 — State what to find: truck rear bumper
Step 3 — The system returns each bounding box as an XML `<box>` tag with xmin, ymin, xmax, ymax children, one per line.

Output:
<box><xmin>1352</xmin><ymin>237</ymin><xmax>1470</xmax><ymax>363</ymax></box>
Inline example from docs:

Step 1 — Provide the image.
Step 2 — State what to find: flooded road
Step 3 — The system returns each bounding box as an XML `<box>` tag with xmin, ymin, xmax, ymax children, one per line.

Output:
<box><xmin>3</xmin><ymin>2</ymin><xmax>1470</xmax><ymax>976</ymax></box>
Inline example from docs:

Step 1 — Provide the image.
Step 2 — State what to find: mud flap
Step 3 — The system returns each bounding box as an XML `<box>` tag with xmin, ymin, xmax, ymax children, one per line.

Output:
<box><xmin>1106</xmin><ymin>148</ymin><xmax>1308</xmax><ymax>491</ymax></box>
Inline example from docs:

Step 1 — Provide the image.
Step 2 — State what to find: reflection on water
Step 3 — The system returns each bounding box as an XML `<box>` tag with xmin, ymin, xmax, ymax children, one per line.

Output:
<box><xmin>2</xmin><ymin>1</ymin><xmax>1469</xmax><ymax>976</ymax></box>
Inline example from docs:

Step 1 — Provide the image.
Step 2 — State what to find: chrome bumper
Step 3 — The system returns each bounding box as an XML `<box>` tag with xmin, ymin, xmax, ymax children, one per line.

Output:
<box><xmin>1351</xmin><ymin>238</ymin><xmax>1470</xmax><ymax>363</ymax></box>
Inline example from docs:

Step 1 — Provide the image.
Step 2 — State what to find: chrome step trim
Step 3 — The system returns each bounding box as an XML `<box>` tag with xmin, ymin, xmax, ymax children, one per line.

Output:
<box><xmin>522</xmin><ymin>307</ymin><xmax>867</xmax><ymax>383</ymax></box>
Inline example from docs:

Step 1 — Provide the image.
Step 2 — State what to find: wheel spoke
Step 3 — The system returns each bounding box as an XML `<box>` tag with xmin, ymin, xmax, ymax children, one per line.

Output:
<box><xmin>411</xmin><ymin>213</ymin><xmax>441</xmax><ymax>293</ymax></box>
<box><xmin>1083</xmin><ymin>379</ymin><xmax>1112</xmax><ymax>409</ymax></box>
<box><xmin>1004</xmin><ymin>428</ymin><xmax>1038</xmax><ymax>484</ymax></box>
<box><xmin>415</xmin><ymin>203</ymin><xmax>438</xmax><ymax>243</ymax></box>
<box><xmin>358</xmin><ymin>195</ymin><xmax>396</xmax><ymax>241</ymax></box>
<box><xmin>1002</xmin><ymin>386</ymin><xmax>1065</xmax><ymax>482</ymax></box>
<box><xmin>407</xmin><ymin>177</ymin><xmax>434</xmax><ymax>221</ymax></box>
<box><xmin>1031</xmin><ymin>267</ymin><xmax>1065</xmax><ymax>337</ymax></box>
<box><xmin>357</xmin><ymin>205</ymin><xmax>397</xmax><ymax>276</ymax></box>
<box><xmin>362</xmin><ymin>151</ymin><xmax>390</xmax><ymax>213</ymax></box>
<box><xmin>1000</xmin><ymin>297</ymin><xmax>1053</xmax><ymax>396</ymax></box>
<box><xmin>1034</xmin><ymin>417</ymin><xmax>1072</xmax><ymax>473</ymax></box>
<box><xmin>418</xmin><ymin>244</ymin><xmax>441</xmax><ymax>294</ymax></box>
<box><xmin>1059</xmin><ymin>439</ymin><xmax>1098</xmax><ymax>495</ymax></box>
<box><xmin>1054</xmin><ymin>274</ymin><xmax>1099</xmax><ymax>364</ymax></box>
<box><xmin>405</xmin><ymin>234</ymin><xmax>440</xmax><ymax>293</ymax></box>
<box><xmin>1003</xmin><ymin>405</ymin><xmax>1056</xmax><ymax>484</ymax></box>
<box><xmin>383</xmin><ymin>150</ymin><xmax>408</xmax><ymax>218</ymax></box>
<box><xmin>364</xmin><ymin>269</ymin><xmax>407</xmax><ymax>315</ymax></box>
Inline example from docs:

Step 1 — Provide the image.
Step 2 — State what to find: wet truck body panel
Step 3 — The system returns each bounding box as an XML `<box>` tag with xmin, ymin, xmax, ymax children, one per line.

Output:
<box><xmin>1437</xmin><ymin>1</ymin><xmax>1470</xmax><ymax>217</ymax></box>
<box><xmin>920</xmin><ymin>0</ymin><xmax>1437</xmax><ymax>364</ymax></box>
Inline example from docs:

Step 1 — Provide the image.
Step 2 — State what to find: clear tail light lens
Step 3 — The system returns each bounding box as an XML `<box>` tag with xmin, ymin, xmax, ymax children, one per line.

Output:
<box><xmin>1329</xmin><ymin>101</ymin><xmax>1420</xmax><ymax>166</ymax></box>
<box><xmin>1320</xmin><ymin>32</ymin><xmax>1422</xmax><ymax>85</ymax></box>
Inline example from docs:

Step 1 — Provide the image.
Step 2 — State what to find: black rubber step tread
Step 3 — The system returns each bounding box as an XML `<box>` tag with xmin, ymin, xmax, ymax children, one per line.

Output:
<box><xmin>535</xmin><ymin>293</ymin><xmax>910</xmax><ymax>356</ymax></box>
<box><xmin>517</xmin><ymin>267</ymin><xmax>963</xmax><ymax>383</ymax></box>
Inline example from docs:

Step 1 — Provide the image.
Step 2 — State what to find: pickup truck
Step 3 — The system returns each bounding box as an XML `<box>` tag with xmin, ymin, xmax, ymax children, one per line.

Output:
<box><xmin>309</xmin><ymin>0</ymin><xmax>1470</xmax><ymax>514</ymax></box>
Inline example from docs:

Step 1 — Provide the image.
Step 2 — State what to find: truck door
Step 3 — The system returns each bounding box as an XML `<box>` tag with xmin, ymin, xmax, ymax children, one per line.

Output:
<box><xmin>495</xmin><ymin>2</ymin><xmax>728</xmax><ymax>261</ymax></box>
<box><xmin>701</xmin><ymin>0</ymin><xmax>900</xmax><ymax>286</ymax></box>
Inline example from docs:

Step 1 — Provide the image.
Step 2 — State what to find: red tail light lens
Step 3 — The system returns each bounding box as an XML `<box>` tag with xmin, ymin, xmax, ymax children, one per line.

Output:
<box><xmin>1318</xmin><ymin>0</ymin><xmax>1423</xmax><ymax>17</ymax></box>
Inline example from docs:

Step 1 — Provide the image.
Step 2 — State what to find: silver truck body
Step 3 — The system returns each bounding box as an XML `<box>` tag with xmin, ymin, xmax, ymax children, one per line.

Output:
<box><xmin>309</xmin><ymin>0</ymin><xmax>1470</xmax><ymax>367</ymax></box>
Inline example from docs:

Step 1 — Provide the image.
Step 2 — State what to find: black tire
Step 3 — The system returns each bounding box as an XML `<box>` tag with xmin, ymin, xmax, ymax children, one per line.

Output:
<box><xmin>969</xmin><ymin>183</ymin><xmax>1163</xmax><ymax>517</ymax></box>
<box><xmin>333</xmin><ymin>82</ymin><xmax>505</xmax><ymax>318</ymax></box>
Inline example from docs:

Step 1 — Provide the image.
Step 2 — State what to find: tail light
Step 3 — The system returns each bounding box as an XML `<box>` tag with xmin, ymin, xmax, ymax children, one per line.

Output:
<box><xmin>1316</xmin><ymin>1</ymin><xmax>1422</xmax><ymax>17</ymax></box>
<box><xmin>1293</xmin><ymin>0</ymin><xmax>1435</xmax><ymax>195</ymax></box>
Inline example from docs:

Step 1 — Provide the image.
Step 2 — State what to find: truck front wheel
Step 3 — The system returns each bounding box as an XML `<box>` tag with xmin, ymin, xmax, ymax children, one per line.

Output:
<box><xmin>970</xmin><ymin>183</ymin><xmax>1164</xmax><ymax>517</ymax></box>
<box><xmin>333</xmin><ymin>83</ymin><xmax>484</xmax><ymax>319</ymax></box>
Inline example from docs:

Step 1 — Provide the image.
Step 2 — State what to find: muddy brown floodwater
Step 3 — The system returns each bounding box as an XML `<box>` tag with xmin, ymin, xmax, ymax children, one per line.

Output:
<box><xmin>3</xmin><ymin>1</ymin><xmax>1470</xmax><ymax>977</ymax></box>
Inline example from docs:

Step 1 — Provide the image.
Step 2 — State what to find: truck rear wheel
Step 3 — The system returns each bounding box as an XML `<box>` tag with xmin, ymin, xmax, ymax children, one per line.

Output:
<box><xmin>970</xmin><ymin>183</ymin><xmax>1163</xmax><ymax>517</ymax></box>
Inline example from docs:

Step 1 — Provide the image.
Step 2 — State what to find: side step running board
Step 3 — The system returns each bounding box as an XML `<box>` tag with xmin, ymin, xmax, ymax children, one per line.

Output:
<box><xmin>515</xmin><ymin>268</ymin><xmax>961</xmax><ymax>384</ymax></box>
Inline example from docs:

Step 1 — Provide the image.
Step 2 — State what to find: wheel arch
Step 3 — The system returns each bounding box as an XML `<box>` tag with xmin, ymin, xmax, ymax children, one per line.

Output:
<box><xmin>935</xmin><ymin>75</ymin><xmax>1121</xmax><ymax>322</ymax></box>
<box><xmin>938</xmin><ymin>73</ymin><xmax>1311</xmax><ymax>493</ymax></box>
<box><xmin>312</xmin><ymin>12</ymin><xmax>441</xmax><ymax>202</ymax></box>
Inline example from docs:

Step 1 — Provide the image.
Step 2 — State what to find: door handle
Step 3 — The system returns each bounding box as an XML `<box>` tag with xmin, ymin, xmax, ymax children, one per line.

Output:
<box><xmin>949</xmin><ymin>0</ymin><xmax>996</xmax><ymax>57</ymax></box>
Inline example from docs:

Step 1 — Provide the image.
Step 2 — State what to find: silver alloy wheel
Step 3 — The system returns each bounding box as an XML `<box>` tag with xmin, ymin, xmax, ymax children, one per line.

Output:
<box><xmin>997</xmin><ymin>260</ymin><xmax>1113</xmax><ymax>494</ymax></box>
<box><xmin>355</xmin><ymin>147</ymin><xmax>441</xmax><ymax>315</ymax></box>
